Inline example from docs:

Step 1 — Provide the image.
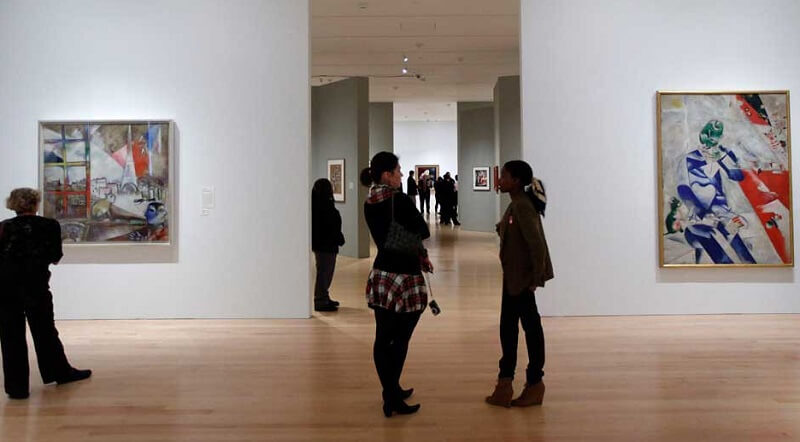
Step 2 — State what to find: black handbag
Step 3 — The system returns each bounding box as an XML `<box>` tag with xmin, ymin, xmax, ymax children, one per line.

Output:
<box><xmin>384</xmin><ymin>193</ymin><xmax>422</xmax><ymax>256</ymax></box>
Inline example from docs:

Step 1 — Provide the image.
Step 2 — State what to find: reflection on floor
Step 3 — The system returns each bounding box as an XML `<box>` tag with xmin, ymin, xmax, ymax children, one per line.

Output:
<box><xmin>2</xmin><ymin>222</ymin><xmax>799</xmax><ymax>441</ymax></box>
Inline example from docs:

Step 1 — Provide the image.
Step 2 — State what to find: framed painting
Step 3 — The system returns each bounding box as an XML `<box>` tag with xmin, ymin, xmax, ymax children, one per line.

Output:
<box><xmin>415</xmin><ymin>164</ymin><xmax>439</xmax><ymax>182</ymax></box>
<box><xmin>493</xmin><ymin>165</ymin><xmax>500</xmax><ymax>192</ymax></box>
<box><xmin>473</xmin><ymin>166</ymin><xmax>490</xmax><ymax>191</ymax></box>
<box><xmin>39</xmin><ymin>120</ymin><xmax>174</xmax><ymax>245</ymax></box>
<box><xmin>327</xmin><ymin>159</ymin><xmax>345</xmax><ymax>202</ymax></box>
<box><xmin>657</xmin><ymin>91</ymin><xmax>793</xmax><ymax>267</ymax></box>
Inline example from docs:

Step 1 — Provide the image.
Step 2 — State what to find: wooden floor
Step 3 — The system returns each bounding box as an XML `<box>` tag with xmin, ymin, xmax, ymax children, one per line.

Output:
<box><xmin>3</xmin><ymin>215</ymin><xmax>800</xmax><ymax>441</ymax></box>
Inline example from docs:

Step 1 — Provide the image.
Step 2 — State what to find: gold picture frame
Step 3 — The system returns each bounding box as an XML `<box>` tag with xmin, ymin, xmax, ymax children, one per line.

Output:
<box><xmin>657</xmin><ymin>90</ymin><xmax>793</xmax><ymax>267</ymax></box>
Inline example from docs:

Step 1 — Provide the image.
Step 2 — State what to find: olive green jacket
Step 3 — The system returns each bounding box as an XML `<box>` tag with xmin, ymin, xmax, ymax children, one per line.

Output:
<box><xmin>496</xmin><ymin>193</ymin><xmax>554</xmax><ymax>295</ymax></box>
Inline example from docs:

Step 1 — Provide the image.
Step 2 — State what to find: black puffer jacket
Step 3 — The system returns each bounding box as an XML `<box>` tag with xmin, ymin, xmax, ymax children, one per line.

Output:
<box><xmin>364</xmin><ymin>185</ymin><xmax>430</xmax><ymax>275</ymax></box>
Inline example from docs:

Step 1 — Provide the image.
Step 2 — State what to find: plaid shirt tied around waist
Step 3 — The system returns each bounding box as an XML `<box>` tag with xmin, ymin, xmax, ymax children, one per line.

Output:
<box><xmin>366</xmin><ymin>269</ymin><xmax>428</xmax><ymax>313</ymax></box>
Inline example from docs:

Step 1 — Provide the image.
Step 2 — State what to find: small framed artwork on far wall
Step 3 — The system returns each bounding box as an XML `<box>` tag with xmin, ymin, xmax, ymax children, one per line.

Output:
<box><xmin>327</xmin><ymin>159</ymin><xmax>345</xmax><ymax>202</ymax></box>
<box><xmin>473</xmin><ymin>166</ymin><xmax>490</xmax><ymax>191</ymax></box>
<box><xmin>415</xmin><ymin>164</ymin><xmax>439</xmax><ymax>182</ymax></box>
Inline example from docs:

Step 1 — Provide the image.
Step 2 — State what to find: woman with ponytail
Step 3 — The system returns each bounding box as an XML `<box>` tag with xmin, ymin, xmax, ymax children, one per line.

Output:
<box><xmin>485</xmin><ymin>160</ymin><xmax>553</xmax><ymax>408</ymax></box>
<box><xmin>361</xmin><ymin>151</ymin><xmax>432</xmax><ymax>417</ymax></box>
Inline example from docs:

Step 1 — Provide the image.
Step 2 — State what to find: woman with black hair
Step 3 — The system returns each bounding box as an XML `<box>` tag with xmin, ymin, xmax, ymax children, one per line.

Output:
<box><xmin>311</xmin><ymin>179</ymin><xmax>345</xmax><ymax>312</ymax></box>
<box><xmin>360</xmin><ymin>151</ymin><xmax>432</xmax><ymax>417</ymax></box>
<box><xmin>485</xmin><ymin>160</ymin><xmax>553</xmax><ymax>408</ymax></box>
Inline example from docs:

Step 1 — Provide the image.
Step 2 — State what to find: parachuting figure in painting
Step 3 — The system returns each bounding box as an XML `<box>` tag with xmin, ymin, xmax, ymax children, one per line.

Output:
<box><xmin>673</xmin><ymin>120</ymin><xmax>757</xmax><ymax>264</ymax></box>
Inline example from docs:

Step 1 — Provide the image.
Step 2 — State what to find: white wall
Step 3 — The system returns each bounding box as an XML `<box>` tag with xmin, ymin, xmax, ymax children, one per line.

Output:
<box><xmin>521</xmin><ymin>0</ymin><xmax>800</xmax><ymax>315</ymax></box>
<box><xmin>0</xmin><ymin>0</ymin><xmax>311</xmax><ymax>319</ymax></box>
<box><xmin>393</xmin><ymin>121</ymin><xmax>458</xmax><ymax>181</ymax></box>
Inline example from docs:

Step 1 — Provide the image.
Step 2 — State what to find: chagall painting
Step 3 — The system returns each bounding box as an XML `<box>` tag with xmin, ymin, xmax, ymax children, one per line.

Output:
<box><xmin>40</xmin><ymin>121</ymin><xmax>172</xmax><ymax>244</ymax></box>
<box><xmin>658</xmin><ymin>91</ymin><xmax>793</xmax><ymax>267</ymax></box>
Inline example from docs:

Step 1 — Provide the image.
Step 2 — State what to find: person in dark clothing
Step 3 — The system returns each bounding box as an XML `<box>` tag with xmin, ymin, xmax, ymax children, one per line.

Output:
<box><xmin>406</xmin><ymin>170</ymin><xmax>418</xmax><ymax>208</ymax></box>
<box><xmin>434</xmin><ymin>177</ymin><xmax>443</xmax><ymax>216</ymax></box>
<box><xmin>311</xmin><ymin>179</ymin><xmax>345</xmax><ymax>312</ymax></box>
<box><xmin>0</xmin><ymin>188</ymin><xmax>92</xmax><ymax>400</ymax></box>
<box><xmin>417</xmin><ymin>173</ymin><xmax>431</xmax><ymax>215</ymax></box>
<box><xmin>452</xmin><ymin>174</ymin><xmax>460</xmax><ymax>225</ymax></box>
<box><xmin>439</xmin><ymin>172</ymin><xmax>458</xmax><ymax>225</ymax></box>
<box><xmin>485</xmin><ymin>161</ymin><xmax>553</xmax><ymax>408</ymax></box>
<box><xmin>361</xmin><ymin>152</ymin><xmax>433</xmax><ymax>418</ymax></box>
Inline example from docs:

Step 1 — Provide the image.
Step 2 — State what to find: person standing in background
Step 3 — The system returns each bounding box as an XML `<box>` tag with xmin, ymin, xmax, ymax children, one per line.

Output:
<box><xmin>450</xmin><ymin>174</ymin><xmax>460</xmax><ymax>226</ymax></box>
<box><xmin>434</xmin><ymin>177</ymin><xmax>443</xmax><ymax>216</ymax></box>
<box><xmin>439</xmin><ymin>173</ymin><xmax>456</xmax><ymax>225</ymax></box>
<box><xmin>406</xmin><ymin>170</ymin><xmax>418</xmax><ymax>208</ymax></box>
<box><xmin>418</xmin><ymin>172</ymin><xmax>431</xmax><ymax>215</ymax></box>
<box><xmin>311</xmin><ymin>179</ymin><xmax>345</xmax><ymax>312</ymax></box>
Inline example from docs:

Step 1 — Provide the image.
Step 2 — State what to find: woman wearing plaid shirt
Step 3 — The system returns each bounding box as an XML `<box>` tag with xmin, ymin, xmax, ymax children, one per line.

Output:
<box><xmin>361</xmin><ymin>152</ymin><xmax>433</xmax><ymax>418</ymax></box>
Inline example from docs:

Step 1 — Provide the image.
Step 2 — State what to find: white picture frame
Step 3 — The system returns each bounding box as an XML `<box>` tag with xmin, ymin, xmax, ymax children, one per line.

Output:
<box><xmin>473</xmin><ymin>166</ymin><xmax>491</xmax><ymax>191</ymax></box>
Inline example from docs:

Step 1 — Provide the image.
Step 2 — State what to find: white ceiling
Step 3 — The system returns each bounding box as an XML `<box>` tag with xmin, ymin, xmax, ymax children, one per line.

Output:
<box><xmin>311</xmin><ymin>0</ymin><xmax>520</xmax><ymax>104</ymax></box>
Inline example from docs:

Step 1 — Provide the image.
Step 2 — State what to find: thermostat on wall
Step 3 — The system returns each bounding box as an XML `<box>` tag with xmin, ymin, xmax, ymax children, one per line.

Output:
<box><xmin>201</xmin><ymin>186</ymin><xmax>215</xmax><ymax>215</ymax></box>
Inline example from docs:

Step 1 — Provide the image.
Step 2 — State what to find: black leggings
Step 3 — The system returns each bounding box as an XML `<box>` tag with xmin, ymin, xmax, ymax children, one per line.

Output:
<box><xmin>498</xmin><ymin>288</ymin><xmax>545</xmax><ymax>384</ymax></box>
<box><xmin>373</xmin><ymin>308</ymin><xmax>422</xmax><ymax>403</ymax></box>
<box><xmin>0</xmin><ymin>287</ymin><xmax>72</xmax><ymax>396</ymax></box>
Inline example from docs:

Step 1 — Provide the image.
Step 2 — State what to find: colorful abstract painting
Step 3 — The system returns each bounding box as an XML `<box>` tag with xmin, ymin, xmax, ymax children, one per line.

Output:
<box><xmin>40</xmin><ymin>121</ymin><xmax>172</xmax><ymax>244</ymax></box>
<box><xmin>415</xmin><ymin>165</ymin><xmax>439</xmax><ymax>182</ymax></box>
<box><xmin>658</xmin><ymin>92</ymin><xmax>793</xmax><ymax>267</ymax></box>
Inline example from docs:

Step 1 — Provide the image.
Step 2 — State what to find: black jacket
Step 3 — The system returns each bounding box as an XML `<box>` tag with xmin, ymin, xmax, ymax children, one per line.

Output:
<box><xmin>0</xmin><ymin>215</ymin><xmax>63</xmax><ymax>289</ymax></box>
<box><xmin>406</xmin><ymin>177</ymin><xmax>418</xmax><ymax>196</ymax></box>
<box><xmin>311</xmin><ymin>198</ymin><xmax>345</xmax><ymax>253</ymax></box>
<box><xmin>364</xmin><ymin>186</ymin><xmax>430</xmax><ymax>275</ymax></box>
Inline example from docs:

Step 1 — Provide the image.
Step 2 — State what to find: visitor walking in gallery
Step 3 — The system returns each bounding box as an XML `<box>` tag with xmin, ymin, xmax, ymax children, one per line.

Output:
<box><xmin>311</xmin><ymin>179</ymin><xmax>345</xmax><ymax>312</ymax></box>
<box><xmin>485</xmin><ymin>161</ymin><xmax>553</xmax><ymax>408</ymax></box>
<box><xmin>0</xmin><ymin>188</ymin><xmax>92</xmax><ymax>400</ymax></box>
<box><xmin>406</xmin><ymin>170</ymin><xmax>418</xmax><ymax>207</ymax></box>
<box><xmin>360</xmin><ymin>152</ymin><xmax>433</xmax><ymax>417</ymax></box>
<box><xmin>417</xmin><ymin>172</ymin><xmax>431</xmax><ymax>215</ymax></box>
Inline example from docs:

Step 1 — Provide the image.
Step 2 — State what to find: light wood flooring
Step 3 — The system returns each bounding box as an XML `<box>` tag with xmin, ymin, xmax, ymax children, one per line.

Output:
<box><xmin>3</xmin><ymin>215</ymin><xmax>800</xmax><ymax>441</ymax></box>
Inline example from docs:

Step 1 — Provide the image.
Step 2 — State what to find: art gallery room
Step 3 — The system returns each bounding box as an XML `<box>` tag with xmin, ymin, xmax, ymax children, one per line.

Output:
<box><xmin>1</xmin><ymin>0</ymin><xmax>800</xmax><ymax>440</ymax></box>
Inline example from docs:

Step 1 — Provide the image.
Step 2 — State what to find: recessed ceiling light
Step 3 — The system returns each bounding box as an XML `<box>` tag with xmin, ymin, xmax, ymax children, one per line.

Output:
<box><xmin>403</xmin><ymin>55</ymin><xmax>409</xmax><ymax>63</ymax></box>
<box><xmin>401</xmin><ymin>67</ymin><xmax>408</xmax><ymax>74</ymax></box>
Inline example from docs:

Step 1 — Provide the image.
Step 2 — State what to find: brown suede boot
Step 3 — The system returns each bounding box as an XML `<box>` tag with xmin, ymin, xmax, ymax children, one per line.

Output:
<box><xmin>485</xmin><ymin>377</ymin><xmax>514</xmax><ymax>407</ymax></box>
<box><xmin>511</xmin><ymin>381</ymin><xmax>545</xmax><ymax>407</ymax></box>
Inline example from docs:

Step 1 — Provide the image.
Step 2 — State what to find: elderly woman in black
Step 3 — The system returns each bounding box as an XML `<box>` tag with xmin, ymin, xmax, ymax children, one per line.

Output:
<box><xmin>0</xmin><ymin>188</ymin><xmax>91</xmax><ymax>400</ymax></box>
<box><xmin>311</xmin><ymin>178</ymin><xmax>345</xmax><ymax>312</ymax></box>
<box><xmin>361</xmin><ymin>152</ymin><xmax>432</xmax><ymax>417</ymax></box>
<box><xmin>485</xmin><ymin>160</ymin><xmax>553</xmax><ymax>408</ymax></box>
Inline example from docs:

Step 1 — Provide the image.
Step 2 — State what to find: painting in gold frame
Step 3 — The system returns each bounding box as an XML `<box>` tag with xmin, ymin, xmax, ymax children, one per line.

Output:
<box><xmin>657</xmin><ymin>91</ymin><xmax>793</xmax><ymax>267</ymax></box>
